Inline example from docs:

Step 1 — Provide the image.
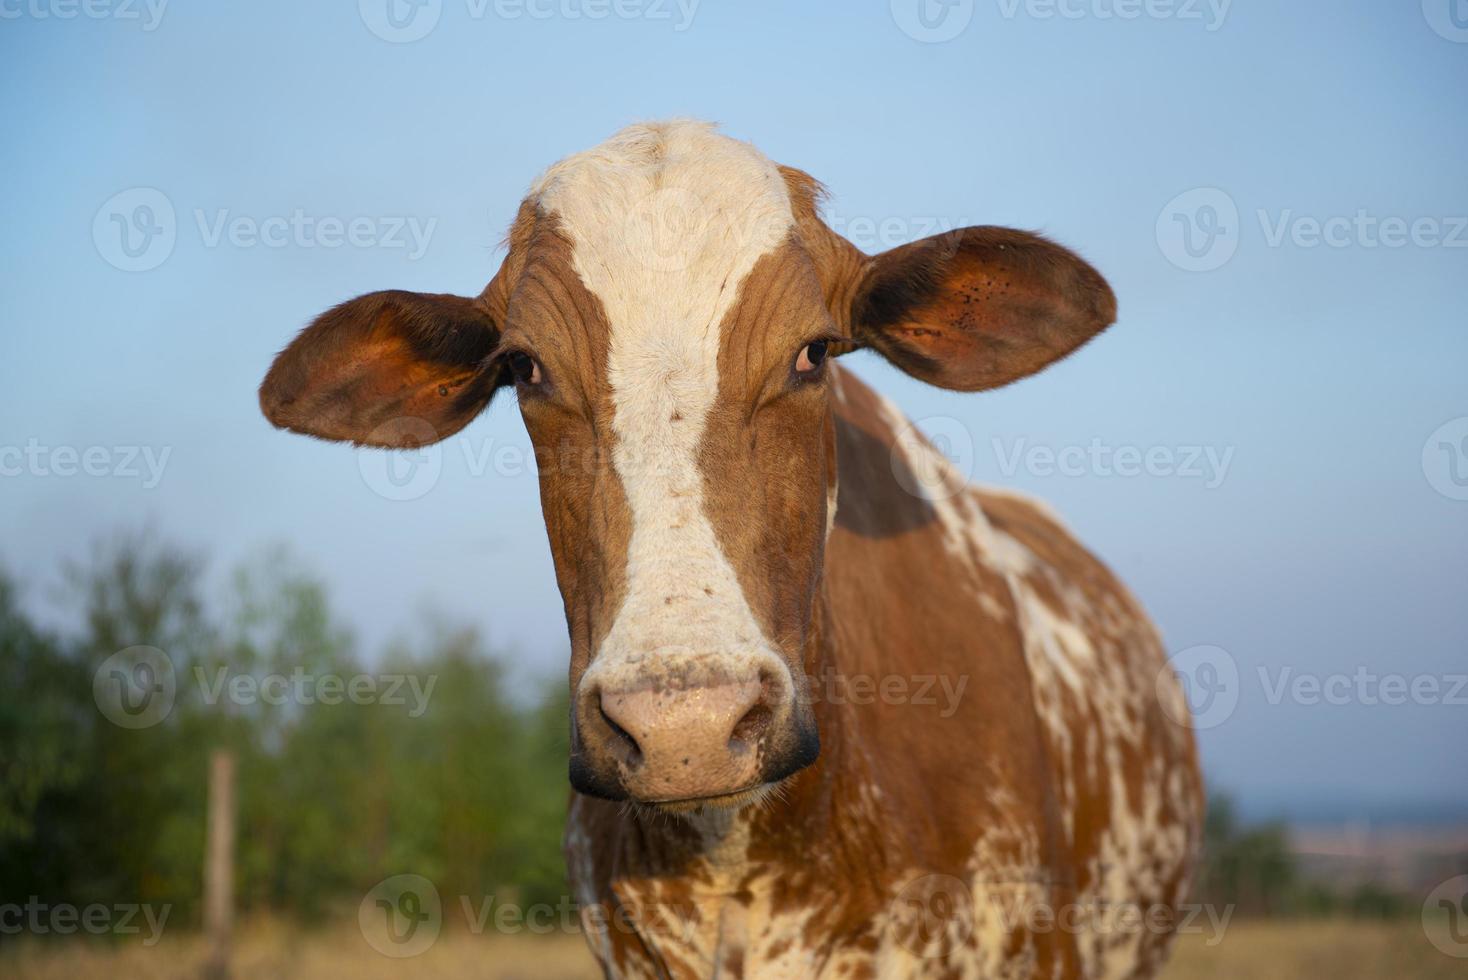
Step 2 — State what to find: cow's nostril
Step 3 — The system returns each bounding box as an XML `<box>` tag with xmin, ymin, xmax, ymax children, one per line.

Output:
<box><xmin>598</xmin><ymin>697</ymin><xmax>644</xmax><ymax>770</ymax></box>
<box><xmin>758</xmin><ymin>667</ymin><xmax>789</xmax><ymax>712</ymax></box>
<box><xmin>729</xmin><ymin>703</ymin><xmax>772</xmax><ymax>753</ymax></box>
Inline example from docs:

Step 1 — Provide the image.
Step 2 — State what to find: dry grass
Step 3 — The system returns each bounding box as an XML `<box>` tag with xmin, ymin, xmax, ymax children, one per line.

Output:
<box><xmin>1164</xmin><ymin>919</ymin><xmax>1461</xmax><ymax>980</ymax></box>
<box><xmin>0</xmin><ymin>921</ymin><xmax>601</xmax><ymax>980</ymax></box>
<box><xmin>2</xmin><ymin>919</ymin><xmax>1456</xmax><ymax>978</ymax></box>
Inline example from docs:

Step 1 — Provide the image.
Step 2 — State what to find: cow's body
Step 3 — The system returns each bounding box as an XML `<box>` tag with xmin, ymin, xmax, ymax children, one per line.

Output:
<box><xmin>259</xmin><ymin>121</ymin><xmax>1203</xmax><ymax>980</ymax></box>
<box><xmin>567</xmin><ymin>369</ymin><xmax>1202</xmax><ymax>979</ymax></box>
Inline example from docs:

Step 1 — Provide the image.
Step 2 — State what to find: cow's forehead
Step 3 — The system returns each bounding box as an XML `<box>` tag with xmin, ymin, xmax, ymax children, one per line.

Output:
<box><xmin>528</xmin><ymin>121</ymin><xmax>797</xmax><ymax>345</ymax></box>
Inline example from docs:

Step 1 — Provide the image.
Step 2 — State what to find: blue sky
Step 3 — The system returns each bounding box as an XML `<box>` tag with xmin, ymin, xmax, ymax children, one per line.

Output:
<box><xmin>2</xmin><ymin>0</ymin><xmax>1465</xmax><ymax>821</ymax></box>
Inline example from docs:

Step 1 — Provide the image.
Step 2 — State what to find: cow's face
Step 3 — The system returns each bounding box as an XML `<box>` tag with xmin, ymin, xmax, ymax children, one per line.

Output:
<box><xmin>260</xmin><ymin>122</ymin><xmax>1115</xmax><ymax>811</ymax></box>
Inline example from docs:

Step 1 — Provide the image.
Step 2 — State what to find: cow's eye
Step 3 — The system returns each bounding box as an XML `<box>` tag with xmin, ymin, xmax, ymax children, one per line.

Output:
<box><xmin>505</xmin><ymin>350</ymin><xmax>542</xmax><ymax>386</ymax></box>
<box><xmin>795</xmin><ymin>340</ymin><xmax>829</xmax><ymax>375</ymax></box>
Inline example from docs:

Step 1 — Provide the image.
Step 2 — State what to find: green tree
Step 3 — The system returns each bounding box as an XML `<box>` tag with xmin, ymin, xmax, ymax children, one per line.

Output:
<box><xmin>0</xmin><ymin>572</ymin><xmax>85</xmax><ymax>847</ymax></box>
<box><xmin>0</xmin><ymin>533</ymin><xmax>575</xmax><ymax>930</ymax></box>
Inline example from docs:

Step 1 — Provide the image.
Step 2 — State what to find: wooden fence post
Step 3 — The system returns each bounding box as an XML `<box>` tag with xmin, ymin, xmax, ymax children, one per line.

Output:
<box><xmin>203</xmin><ymin>749</ymin><xmax>235</xmax><ymax>980</ymax></box>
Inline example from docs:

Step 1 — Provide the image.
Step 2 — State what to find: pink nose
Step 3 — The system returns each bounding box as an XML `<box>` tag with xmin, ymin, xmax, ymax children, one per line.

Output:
<box><xmin>598</xmin><ymin>679</ymin><xmax>770</xmax><ymax>801</ymax></box>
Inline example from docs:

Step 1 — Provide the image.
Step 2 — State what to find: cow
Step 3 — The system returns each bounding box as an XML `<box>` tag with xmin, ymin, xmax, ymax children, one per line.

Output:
<box><xmin>259</xmin><ymin>120</ymin><xmax>1203</xmax><ymax>979</ymax></box>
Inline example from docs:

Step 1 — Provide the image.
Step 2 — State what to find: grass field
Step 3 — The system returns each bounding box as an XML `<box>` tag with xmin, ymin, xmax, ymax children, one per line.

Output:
<box><xmin>1165</xmin><ymin>919</ymin><xmax>1461</xmax><ymax>979</ymax></box>
<box><xmin>1</xmin><ymin>919</ymin><xmax>1457</xmax><ymax>978</ymax></box>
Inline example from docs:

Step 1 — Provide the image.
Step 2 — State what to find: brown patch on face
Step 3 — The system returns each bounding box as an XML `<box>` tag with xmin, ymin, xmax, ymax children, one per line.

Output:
<box><xmin>495</xmin><ymin>207</ymin><xmax>633</xmax><ymax>716</ymax></box>
<box><xmin>697</xmin><ymin>238</ymin><xmax>838</xmax><ymax>773</ymax></box>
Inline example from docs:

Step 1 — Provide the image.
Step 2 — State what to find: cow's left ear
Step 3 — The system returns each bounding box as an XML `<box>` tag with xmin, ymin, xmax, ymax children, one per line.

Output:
<box><xmin>847</xmin><ymin>227</ymin><xmax>1116</xmax><ymax>391</ymax></box>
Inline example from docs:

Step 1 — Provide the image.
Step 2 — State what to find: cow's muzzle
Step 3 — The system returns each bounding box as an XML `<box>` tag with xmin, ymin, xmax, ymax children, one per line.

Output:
<box><xmin>570</xmin><ymin>652</ymin><xmax>818</xmax><ymax>806</ymax></box>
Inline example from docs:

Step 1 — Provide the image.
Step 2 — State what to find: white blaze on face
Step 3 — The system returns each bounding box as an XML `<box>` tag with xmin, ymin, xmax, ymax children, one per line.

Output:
<box><xmin>532</xmin><ymin>121</ymin><xmax>796</xmax><ymax>689</ymax></box>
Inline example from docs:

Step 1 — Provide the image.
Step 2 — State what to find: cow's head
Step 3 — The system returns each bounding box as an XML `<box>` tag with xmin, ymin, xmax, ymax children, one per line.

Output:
<box><xmin>259</xmin><ymin>122</ymin><xmax>1115</xmax><ymax>811</ymax></box>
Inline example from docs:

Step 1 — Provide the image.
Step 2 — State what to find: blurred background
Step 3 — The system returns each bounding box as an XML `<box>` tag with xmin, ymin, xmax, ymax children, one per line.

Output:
<box><xmin>1</xmin><ymin>1</ymin><xmax>1465</xmax><ymax>977</ymax></box>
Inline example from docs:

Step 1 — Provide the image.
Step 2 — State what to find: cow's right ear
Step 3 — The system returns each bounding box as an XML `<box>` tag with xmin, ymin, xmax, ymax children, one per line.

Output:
<box><xmin>259</xmin><ymin>289</ymin><xmax>506</xmax><ymax>448</ymax></box>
